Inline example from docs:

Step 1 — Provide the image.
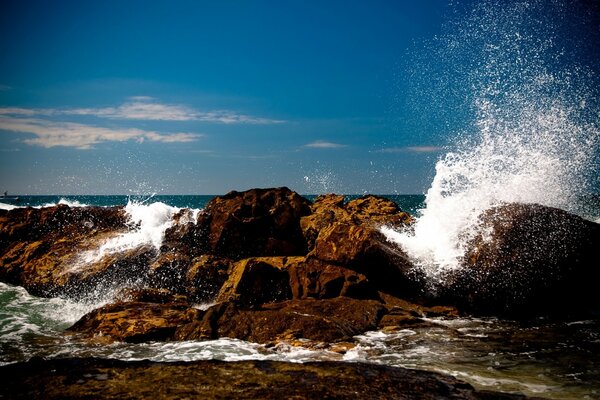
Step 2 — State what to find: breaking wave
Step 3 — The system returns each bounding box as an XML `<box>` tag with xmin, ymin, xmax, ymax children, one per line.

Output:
<box><xmin>382</xmin><ymin>0</ymin><xmax>600</xmax><ymax>283</ymax></box>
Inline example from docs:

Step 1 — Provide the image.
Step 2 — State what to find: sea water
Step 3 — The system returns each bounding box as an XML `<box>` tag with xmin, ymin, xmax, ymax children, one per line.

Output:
<box><xmin>2</xmin><ymin>1</ymin><xmax>600</xmax><ymax>398</ymax></box>
<box><xmin>1</xmin><ymin>194</ymin><xmax>599</xmax><ymax>398</ymax></box>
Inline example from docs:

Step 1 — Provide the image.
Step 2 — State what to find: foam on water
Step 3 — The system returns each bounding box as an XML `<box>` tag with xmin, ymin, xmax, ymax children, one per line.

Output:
<box><xmin>382</xmin><ymin>0</ymin><xmax>600</xmax><ymax>284</ymax></box>
<box><xmin>0</xmin><ymin>202</ymin><xmax>18</xmax><ymax>210</ymax></box>
<box><xmin>80</xmin><ymin>200</ymin><xmax>185</xmax><ymax>265</ymax></box>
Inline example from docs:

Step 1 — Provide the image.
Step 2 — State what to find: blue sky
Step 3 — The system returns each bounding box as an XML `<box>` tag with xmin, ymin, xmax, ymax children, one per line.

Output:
<box><xmin>0</xmin><ymin>1</ymin><xmax>597</xmax><ymax>194</ymax></box>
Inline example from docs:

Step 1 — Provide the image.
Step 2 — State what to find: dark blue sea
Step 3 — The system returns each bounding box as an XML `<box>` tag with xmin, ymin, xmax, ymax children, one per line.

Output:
<box><xmin>0</xmin><ymin>194</ymin><xmax>428</xmax><ymax>216</ymax></box>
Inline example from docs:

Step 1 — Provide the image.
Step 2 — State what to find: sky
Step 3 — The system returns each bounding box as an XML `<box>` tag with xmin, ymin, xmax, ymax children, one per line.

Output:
<box><xmin>0</xmin><ymin>1</ymin><xmax>597</xmax><ymax>195</ymax></box>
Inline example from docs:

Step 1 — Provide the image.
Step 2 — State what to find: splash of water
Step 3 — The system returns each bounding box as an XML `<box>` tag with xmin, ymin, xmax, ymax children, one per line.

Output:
<box><xmin>383</xmin><ymin>0</ymin><xmax>599</xmax><ymax>283</ymax></box>
<box><xmin>79</xmin><ymin>200</ymin><xmax>184</xmax><ymax>265</ymax></box>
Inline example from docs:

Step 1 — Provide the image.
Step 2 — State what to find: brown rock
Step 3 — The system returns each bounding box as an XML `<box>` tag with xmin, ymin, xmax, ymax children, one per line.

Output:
<box><xmin>185</xmin><ymin>254</ymin><xmax>232</xmax><ymax>303</ymax></box>
<box><xmin>0</xmin><ymin>358</ymin><xmax>541</xmax><ymax>400</ymax></box>
<box><xmin>301</xmin><ymin>194</ymin><xmax>412</xmax><ymax>251</ymax></box>
<box><xmin>310</xmin><ymin>222</ymin><xmax>419</xmax><ymax>298</ymax></box>
<box><xmin>197</xmin><ymin>187</ymin><xmax>311</xmax><ymax>258</ymax></box>
<box><xmin>216</xmin><ymin>257</ymin><xmax>297</xmax><ymax>306</ymax></box>
<box><xmin>68</xmin><ymin>300</ymin><xmax>200</xmax><ymax>343</ymax></box>
<box><xmin>288</xmin><ymin>258</ymin><xmax>378</xmax><ymax>300</ymax></box>
<box><xmin>345</xmin><ymin>195</ymin><xmax>413</xmax><ymax>227</ymax></box>
<box><xmin>177</xmin><ymin>297</ymin><xmax>387</xmax><ymax>344</ymax></box>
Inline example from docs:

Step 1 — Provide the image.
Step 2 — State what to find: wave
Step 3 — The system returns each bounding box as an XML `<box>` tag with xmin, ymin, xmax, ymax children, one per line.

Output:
<box><xmin>78</xmin><ymin>201</ymin><xmax>197</xmax><ymax>265</ymax></box>
<box><xmin>382</xmin><ymin>0</ymin><xmax>600</xmax><ymax>284</ymax></box>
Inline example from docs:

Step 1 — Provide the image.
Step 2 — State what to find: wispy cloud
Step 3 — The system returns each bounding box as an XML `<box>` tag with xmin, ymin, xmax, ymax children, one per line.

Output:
<box><xmin>0</xmin><ymin>116</ymin><xmax>200</xmax><ymax>149</ymax></box>
<box><xmin>0</xmin><ymin>98</ymin><xmax>285</xmax><ymax>124</ymax></box>
<box><xmin>378</xmin><ymin>146</ymin><xmax>444</xmax><ymax>153</ymax></box>
<box><xmin>303</xmin><ymin>140</ymin><xmax>347</xmax><ymax>149</ymax></box>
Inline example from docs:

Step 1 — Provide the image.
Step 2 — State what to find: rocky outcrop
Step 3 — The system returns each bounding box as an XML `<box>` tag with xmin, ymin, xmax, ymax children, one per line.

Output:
<box><xmin>68</xmin><ymin>294</ymin><xmax>200</xmax><ymax>343</ymax></box>
<box><xmin>301</xmin><ymin>194</ymin><xmax>412</xmax><ymax>250</ymax></box>
<box><xmin>197</xmin><ymin>187</ymin><xmax>312</xmax><ymax>258</ymax></box>
<box><xmin>0</xmin><ymin>357</ymin><xmax>541</xmax><ymax>400</ymax></box>
<box><xmin>175</xmin><ymin>297</ymin><xmax>387</xmax><ymax>344</ymax></box>
<box><xmin>452</xmin><ymin>203</ymin><xmax>600</xmax><ymax>317</ymax></box>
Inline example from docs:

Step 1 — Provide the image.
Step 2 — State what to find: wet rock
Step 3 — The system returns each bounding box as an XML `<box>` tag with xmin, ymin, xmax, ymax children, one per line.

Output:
<box><xmin>0</xmin><ymin>357</ymin><xmax>542</xmax><ymax>400</ymax></box>
<box><xmin>197</xmin><ymin>187</ymin><xmax>312</xmax><ymax>258</ymax></box>
<box><xmin>300</xmin><ymin>194</ymin><xmax>412</xmax><ymax>250</ymax></box>
<box><xmin>454</xmin><ymin>203</ymin><xmax>600</xmax><ymax>317</ymax></box>
<box><xmin>68</xmin><ymin>300</ymin><xmax>200</xmax><ymax>343</ymax></box>
<box><xmin>0</xmin><ymin>205</ymin><xmax>130</xmax><ymax>293</ymax></box>
<box><xmin>216</xmin><ymin>256</ymin><xmax>296</xmax><ymax>306</ymax></box>
<box><xmin>310</xmin><ymin>222</ymin><xmax>420</xmax><ymax>298</ymax></box>
<box><xmin>176</xmin><ymin>297</ymin><xmax>387</xmax><ymax>344</ymax></box>
<box><xmin>288</xmin><ymin>258</ymin><xmax>378</xmax><ymax>300</ymax></box>
<box><xmin>185</xmin><ymin>254</ymin><xmax>232</xmax><ymax>303</ymax></box>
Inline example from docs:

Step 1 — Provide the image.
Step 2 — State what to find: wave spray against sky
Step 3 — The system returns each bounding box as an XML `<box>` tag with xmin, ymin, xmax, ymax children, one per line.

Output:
<box><xmin>383</xmin><ymin>0</ymin><xmax>600</xmax><ymax>284</ymax></box>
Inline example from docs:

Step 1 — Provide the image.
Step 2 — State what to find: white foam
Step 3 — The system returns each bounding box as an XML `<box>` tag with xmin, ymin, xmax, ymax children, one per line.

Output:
<box><xmin>382</xmin><ymin>0</ymin><xmax>599</xmax><ymax>285</ymax></box>
<box><xmin>79</xmin><ymin>201</ymin><xmax>182</xmax><ymax>265</ymax></box>
<box><xmin>0</xmin><ymin>202</ymin><xmax>19</xmax><ymax>210</ymax></box>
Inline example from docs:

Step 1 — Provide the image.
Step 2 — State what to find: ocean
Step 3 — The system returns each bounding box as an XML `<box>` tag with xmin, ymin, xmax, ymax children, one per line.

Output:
<box><xmin>2</xmin><ymin>0</ymin><xmax>600</xmax><ymax>398</ymax></box>
<box><xmin>1</xmin><ymin>194</ymin><xmax>599</xmax><ymax>399</ymax></box>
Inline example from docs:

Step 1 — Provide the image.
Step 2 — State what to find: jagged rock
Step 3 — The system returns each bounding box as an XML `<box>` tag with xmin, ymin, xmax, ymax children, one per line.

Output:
<box><xmin>310</xmin><ymin>222</ymin><xmax>420</xmax><ymax>298</ymax></box>
<box><xmin>176</xmin><ymin>297</ymin><xmax>387</xmax><ymax>344</ymax></box>
<box><xmin>215</xmin><ymin>257</ymin><xmax>296</xmax><ymax>306</ymax></box>
<box><xmin>288</xmin><ymin>258</ymin><xmax>377</xmax><ymax>300</ymax></box>
<box><xmin>185</xmin><ymin>254</ymin><xmax>232</xmax><ymax>303</ymax></box>
<box><xmin>113</xmin><ymin>287</ymin><xmax>189</xmax><ymax>304</ymax></box>
<box><xmin>197</xmin><ymin>187</ymin><xmax>312</xmax><ymax>258</ymax></box>
<box><xmin>453</xmin><ymin>203</ymin><xmax>600</xmax><ymax>317</ymax></box>
<box><xmin>68</xmin><ymin>300</ymin><xmax>200</xmax><ymax>343</ymax></box>
<box><xmin>0</xmin><ymin>358</ymin><xmax>542</xmax><ymax>400</ymax></box>
<box><xmin>0</xmin><ymin>205</ymin><xmax>130</xmax><ymax>293</ymax></box>
<box><xmin>300</xmin><ymin>194</ymin><xmax>412</xmax><ymax>250</ymax></box>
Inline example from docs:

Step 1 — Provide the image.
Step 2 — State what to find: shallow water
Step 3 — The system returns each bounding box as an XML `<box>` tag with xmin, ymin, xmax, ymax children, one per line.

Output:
<box><xmin>1</xmin><ymin>282</ymin><xmax>598</xmax><ymax>399</ymax></box>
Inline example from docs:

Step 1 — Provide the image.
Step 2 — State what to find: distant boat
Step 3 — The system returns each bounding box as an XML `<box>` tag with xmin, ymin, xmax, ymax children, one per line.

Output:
<box><xmin>1</xmin><ymin>192</ymin><xmax>20</xmax><ymax>202</ymax></box>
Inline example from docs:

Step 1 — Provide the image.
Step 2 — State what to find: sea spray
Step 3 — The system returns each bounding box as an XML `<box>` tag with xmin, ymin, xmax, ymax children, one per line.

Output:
<box><xmin>78</xmin><ymin>201</ymin><xmax>198</xmax><ymax>266</ymax></box>
<box><xmin>383</xmin><ymin>0</ymin><xmax>600</xmax><ymax>284</ymax></box>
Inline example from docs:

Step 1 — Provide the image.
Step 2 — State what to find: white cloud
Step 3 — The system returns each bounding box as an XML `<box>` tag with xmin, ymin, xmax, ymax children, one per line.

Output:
<box><xmin>378</xmin><ymin>146</ymin><xmax>444</xmax><ymax>153</ymax></box>
<box><xmin>304</xmin><ymin>140</ymin><xmax>347</xmax><ymax>149</ymax></box>
<box><xmin>0</xmin><ymin>116</ymin><xmax>200</xmax><ymax>149</ymax></box>
<box><xmin>0</xmin><ymin>99</ymin><xmax>284</xmax><ymax>124</ymax></box>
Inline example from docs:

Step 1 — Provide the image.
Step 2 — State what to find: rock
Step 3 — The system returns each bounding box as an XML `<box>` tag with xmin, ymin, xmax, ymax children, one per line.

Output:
<box><xmin>216</xmin><ymin>255</ymin><xmax>379</xmax><ymax>304</ymax></box>
<box><xmin>288</xmin><ymin>258</ymin><xmax>378</xmax><ymax>300</ymax></box>
<box><xmin>345</xmin><ymin>195</ymin><xmax>413</xmax><ymax>227</ymax></box>
<box><xmin>300</xmin><ymin>194</ymin><xmax>412</xmax><ymax>250</ymax></box>
<box><xmin>113</xmin><ymin>287</ymin><xmax>189</xmax><ymax>304</ymax></box>
<box><xmin>176</xmin><ymin>297</ymin><xmax>387</xmax><ymax>344</ymax></box>
<box><xmin>197</xmin><ymin>187</ymin><xmax>312</xmax><ymax>258</ymax></box>
<box><xmin>0</xmin><ymin>358</ymin><xmax>541</xmax><ymax>400</ymax></box>
<box><xmin>185</xmin><ymin>254</ymin><xmax>232</xmax><ymax>303</ymax></box>
<box><xmin>453</xmin><ymin>203</ymin><xmax>600</xmax><ymax>317</ymax></box>
<box><xmin>310</xmin><ymin>222</ymin><xmax>420</xmax><ymax>298</ymax></box>
<box><xmin>68</xmin><ymin>300</ymin><xmax>200</xmax><ymax>343</ymax></box>
<box><xmin>216</xmin><ymin>257</ymin><xmax>296</xmax><ymax>306</ymax></box>
<box><xmin>0</xmin><ymin>205</ymin><xmax>130</xmax><ymax>293</ymax></box>
<box><xmin>301</xmin><ymin>194</ymin><xmax>350</xmax><ymax>249</ymax></box>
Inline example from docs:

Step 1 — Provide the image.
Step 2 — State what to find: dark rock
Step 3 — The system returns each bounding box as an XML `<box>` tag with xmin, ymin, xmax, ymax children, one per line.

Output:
<box><xmin>197</xmin><ymin>187</ymin><xmax>312</xmax><ymax>258</ymax></box>
<box><xmin>0</xmin><ymin>205</ymin><xmax>130</xmax><ymax>294</ymax></box>
<box><xmin>0</xmin><ymin>357</ymin><xmax>542</xmax><ymax>400</ymax></box>
<box><xmin>185</xmin><ymin>254</ymin><xmax>232</xmax><ymax>303</ymax></box>
<box><xmin>216</xmin><ymin>256</ymin><xmax>296</xmax><ymax>306</ymax></box>
<box><xmin>453</xmin><ymin>203</ymin><xmax>600</xmax><ymax>317</ymax></box>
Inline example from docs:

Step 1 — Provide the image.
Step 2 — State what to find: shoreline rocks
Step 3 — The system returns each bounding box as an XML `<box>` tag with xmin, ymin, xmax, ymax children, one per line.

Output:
<box><xmin>0</xmin><ymin>357</ymin><xmax>544</xmax><ymax>400</ymax></box>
